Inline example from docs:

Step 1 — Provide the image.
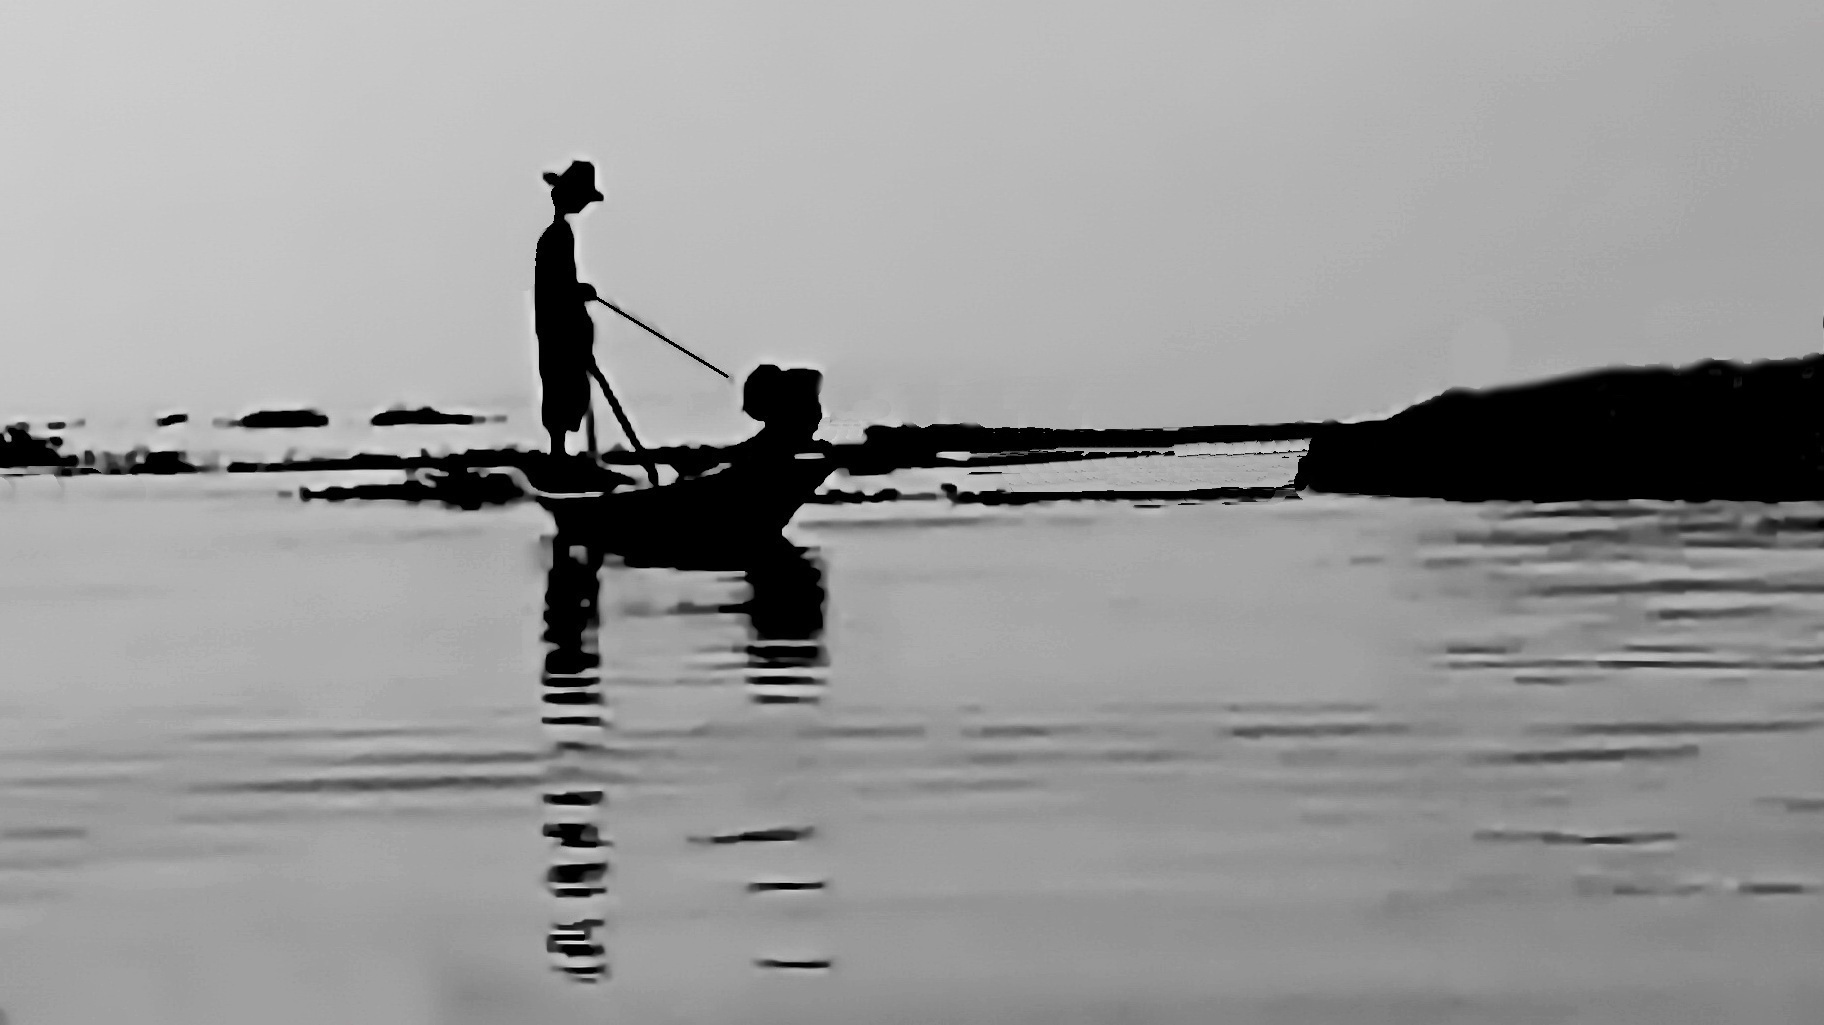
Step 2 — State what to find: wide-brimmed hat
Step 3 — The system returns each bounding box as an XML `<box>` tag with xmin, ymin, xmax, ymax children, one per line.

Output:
<box><xmin>543</xmin><ymin>160</ymin><xmax>604</xmax><ymax>202</ymax></box>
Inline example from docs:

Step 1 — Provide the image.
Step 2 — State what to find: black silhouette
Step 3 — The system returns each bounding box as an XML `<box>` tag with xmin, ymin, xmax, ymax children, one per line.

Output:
<box><xmin>685</xmin><ymin>820</ymin><xmax>824</xmax><ymax>846</ymax></box>
<box><xmin>1294</xmin><ymin>352</ymin><xmax>1824</xmax><ymax>500</ymax></box>
<box><xmin>298</xmin><ymin>467</ymin><xmax>550</xmax><ymax>508</ymax></box>
<box><xmin>129</xmin><ymin>450</ymin><xmax>199</xmax><ymax>475</ymax></box>
<box><xmin>154</xmin><ymin>412</ymin><xmax>188</xmax><ymax>427</ymax></box>
<box><xmin>224</xmin><ymin>409</ymin><xmax>329</xmax><ymax>429</ymax></box>
<box><xmin>858</xmin><ymin>421</ymin><xmax>1317</xmax><ymax>461</ymax></box>
<box><xmin>730</xmin><ymin>365</ymin><xmax>824</xmax><ymax>460</ymax></box>
<box><xmin>0</xmin><ymin>424</ymin><xmax>71</xmax><ymax>469</ymax></box>
<box><xmin>754</xmin><ymin>958</ymin><xmax>833</xmax><ymax>971</ymax></box>
<box><xmin>369</xmin><ymin>405</ymin><xmax>486</xmax><ymax>426</ymax></box>
<box><xmin>519</xmin><ymin>365</ymin><xmax>835</xmax><ymax>563</ymax></box>
<box><xmin>534</xmin><ymin>161</ymin><xmax>607</xmax><ymax>459</ymax></box>
<box><xmin>945</xmin><ymin>484</ymin><xmax>1290</xmax><ymax>506</ymax></box>
<box><xmin>747</xmin><ymin>880</ymin><xmax>827</xmax><ymax>892</ymax></box>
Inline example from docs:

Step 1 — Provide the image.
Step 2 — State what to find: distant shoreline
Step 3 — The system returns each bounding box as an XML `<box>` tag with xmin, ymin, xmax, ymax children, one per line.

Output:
<box><xmin>0</xmin><ymin>420</ymin><xmax>1317</xmax><ymax>476</ymax></box>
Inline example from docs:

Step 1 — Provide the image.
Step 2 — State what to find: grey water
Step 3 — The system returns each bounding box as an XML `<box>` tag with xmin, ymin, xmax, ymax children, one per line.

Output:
<box><xmin>0</xmin><ymin>466</ymin><xmax>1821</xmax><ymax>1023</ymax></box>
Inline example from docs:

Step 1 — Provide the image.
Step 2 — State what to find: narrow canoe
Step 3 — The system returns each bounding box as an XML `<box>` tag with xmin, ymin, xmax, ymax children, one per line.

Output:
<box><xmin>532</xmin><ymin>451</ymin><xmax>837</xmax><ymax>564</ymax></box>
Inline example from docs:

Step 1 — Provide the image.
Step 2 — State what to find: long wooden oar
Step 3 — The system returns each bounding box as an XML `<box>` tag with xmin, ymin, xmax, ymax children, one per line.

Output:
<box><xmin>586</xmin><ymin>357</ymin><xmax>661</xmax><ymax>487</ymax></box>
<box><xmin>590</xmin><ymin>296</ymin><xmax>731</xmax><ymax>380</ymax></box>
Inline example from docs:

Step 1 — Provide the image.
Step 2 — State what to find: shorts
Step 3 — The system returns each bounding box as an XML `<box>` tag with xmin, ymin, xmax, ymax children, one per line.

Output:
<box><xmin>539</xmin><ymin>359</ymin><xmax>591</xmax><ymax>434</ymax></box>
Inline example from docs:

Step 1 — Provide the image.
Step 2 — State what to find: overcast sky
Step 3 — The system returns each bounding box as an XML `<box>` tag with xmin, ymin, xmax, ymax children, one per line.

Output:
<box><xmin>5</xmin><ymin>1</ymin><xmax>1824</xmax><ymax>437</ymax></box>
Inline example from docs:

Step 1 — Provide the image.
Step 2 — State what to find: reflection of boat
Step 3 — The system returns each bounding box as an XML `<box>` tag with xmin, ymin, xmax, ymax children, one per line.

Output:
<box><xmin>532</xmin><ymin>532</ymin><xmax>830</xmax><ymax>981</ymax></box>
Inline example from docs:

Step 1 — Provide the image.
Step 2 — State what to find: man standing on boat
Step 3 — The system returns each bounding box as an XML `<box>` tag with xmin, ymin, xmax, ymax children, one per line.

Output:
<box><xmin>535</xmin><ymin>160</ymin><xmax>605</xmax><ymax>457</ymax></box>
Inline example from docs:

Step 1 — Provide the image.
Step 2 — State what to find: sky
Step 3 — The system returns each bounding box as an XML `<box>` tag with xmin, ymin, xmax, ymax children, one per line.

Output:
<box><xmin>5</xmin><ymin>1</ymin><xmax>1824</xmax><ymax>440</ymax></box>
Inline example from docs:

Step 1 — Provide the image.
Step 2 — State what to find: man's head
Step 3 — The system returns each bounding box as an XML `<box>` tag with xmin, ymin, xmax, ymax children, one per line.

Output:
<box><xmin>543</xmin><ymin>160</ymin><xmax>604</xmax><ymax>215</ymax></box>
<box><xmin>743</xmin><ymin>364</ymin><xmax>824</xmax><ymax>434</ymax></box>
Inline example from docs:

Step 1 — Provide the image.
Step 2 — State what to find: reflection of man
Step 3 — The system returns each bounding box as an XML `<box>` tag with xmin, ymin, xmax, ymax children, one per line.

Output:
<box><xmin>742</xmin><ymin>546</ymin><xmax>827</xmax><ymax>706</ymax></box>
<box><xmin>535</xmin><ymin>161</ymin><xmax>604</xmax><ymax>457</ymax></box>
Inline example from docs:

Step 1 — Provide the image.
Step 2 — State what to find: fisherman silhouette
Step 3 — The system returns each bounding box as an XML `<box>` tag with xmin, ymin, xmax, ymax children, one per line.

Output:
<box><xmin>535</xmin><ymin>161</ymin><xmax>605</xmax><ymax>458</ymax></box>
<box><xmin>669</xmin><ymin>365</ymin><xmax>828</xmax><ymax>480</ymax></box>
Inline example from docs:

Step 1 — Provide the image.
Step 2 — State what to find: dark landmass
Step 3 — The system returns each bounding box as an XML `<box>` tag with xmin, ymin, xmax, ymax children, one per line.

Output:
<box><xmin>807</xmin><ymin>488</ymin><xmax>903</xmax><ymax>505</ymax></box>
<box><xmin>224</xmin><ymin>409</ymin><xmax>330</xmax><ymax>429</ymax></box>
<box><xmin>1294</xmin><ymin>353</ymin><xmax>1824</xmax><ymax>501</ymax></box>
<box><xmin>300</xmin><ymin>472</ymin><xmax>528</xmax><ymax>510</ymax></box>
<box><xmin>229</xmin><ymin>452</ymin><xmax>413</xmax><ymax>473</ymax></box>
<box><xmin>588</xmin><ymin>443</ymin><xmax>1175</xmax><ymax>476</ymax></box>
<box><xmin>299</xmin><ymin>458</ymin><xmax>637</xmax><ymax>508</ymax></box>
<box><xmin>166</xmin><ymin>420</ymin><xmax>1292</xmax><ymax>478</ymax></box>
<box><xmin>861</xmin><ymin>422</ymin><xmax>1316</xmax><ymax>459</ymax></box>
<box><xmin>229</xmin><ymin>440</ymin><xmax>1129</xmax><ymax>477</ymax></box>
<box><xmin>80</xmin><ymin>447</ymin><xmax>205</xmax><ymax>474</ymax></box>
<box><xmin>7</xmin><ymin>447</ymin><xmax>209</xmax><ymax>475</ymax></box>
<box><xmin>129</xmin><ymin>451</ymin><xmax>201</xmax><ymax>475</ymax></box>
<box><xmin>229</xmin><ymin>445</ymin><xmax>546</xmax><ymax>474</ymax></box>
<box><xmin>31</xmin><ymin>412</ymin><xmax>1307</xmax><ymax>509</ymax></box>
<box><xmin>239</xmin><ymin>423</ymin><xmax>1287</xmax><ymax>511</ymax></box>
<box><xmin>940</xmin><ymin>484</ymin><xmax>1295</xmax><ymax>506</ymax></box>
<box><xmin>0</xmin><ymin>424</ymin><xmax>71</xmax><ymax>469</ymax></box>
<box><xmin>370</xmin><ymin>406</ymin><xmax>488</xmax><ymax>427</ymax></box>
<box><xmin>155</xmin><ymin>412</ymin><xmax>189</xmax><ymax>427</ymax></box>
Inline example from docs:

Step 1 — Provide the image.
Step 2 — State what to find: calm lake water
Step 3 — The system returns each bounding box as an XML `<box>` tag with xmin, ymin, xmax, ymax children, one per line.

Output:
<box><xmin>1</xmin><ymin>459</ymin><xmax>1822</xmax><ymax>1023</ymax></box>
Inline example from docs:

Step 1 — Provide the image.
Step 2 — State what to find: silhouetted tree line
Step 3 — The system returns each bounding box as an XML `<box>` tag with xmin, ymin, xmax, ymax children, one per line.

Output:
<box><xmin>861</xmin><ymin>422</ymin><xmax>1317</xmax><ymax>456</ymax></box>
<box><xmin>1295</xmin><ymin>353</ymin><xmax>1824</xmax><ymax>501</ymax></box>
<box><xmin>0</xmin><ymin>424</ymin><xmax>69</xmax><ymax>468</ymax></box>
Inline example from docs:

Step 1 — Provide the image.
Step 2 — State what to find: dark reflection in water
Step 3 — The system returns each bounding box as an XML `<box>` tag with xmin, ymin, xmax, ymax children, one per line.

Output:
<box><xmin>539</xmin><ymin>534</ymin><xmax>610</xmax><ymax>982</ymax></box>
<box><xmin>12</xmin><ymin>494</ymin><xmax>1824</xmax><ymax>1018</ymax></box>
<box><xmin>536</xmin><ymin>533</ymin><xmax>832</xmax><ymax>983</ymax></box>
<box><xmin>739</xmin><ymin>545</ymin><xmax>829</xmax><ymax>706</ymax></box>
<box><xmin>727</xmin><ymin>545</ymin><xmax>834</xmax><ymax>972</ymax></box>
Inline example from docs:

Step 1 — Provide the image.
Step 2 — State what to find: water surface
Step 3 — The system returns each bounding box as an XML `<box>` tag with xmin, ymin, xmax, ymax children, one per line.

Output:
<box><xmin>0</xmin><ymin>474</ymin><xmax>1820</xmax><ymax>1022</ymax></box>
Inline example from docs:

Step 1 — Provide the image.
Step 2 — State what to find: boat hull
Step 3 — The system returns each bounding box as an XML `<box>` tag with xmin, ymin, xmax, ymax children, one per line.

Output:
<box><xmin>536</xmin><ymin>453</ymin><xmax>835</xmax><ymax>564</ymax></box>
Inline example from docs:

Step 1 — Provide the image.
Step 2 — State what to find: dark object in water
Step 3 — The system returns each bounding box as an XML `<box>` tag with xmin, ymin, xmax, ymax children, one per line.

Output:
<box><xmin>526</xmin><ymin>451</ymin><xmax>836</xmax><ymax>564</ymax></box>
<box><xmin>230</xmin><ymin>408</ymin><xmax>330</xmax><ymax>429</ymax></box>
<box><xmin>543</xmin><ymin>790</ymin><xmax>604</xmax><ymax>806</ymax></box>
<box><xmin>155</xmin><ymin>412</ymin><xmax>189</xmax><ymax>427</ymax></box>
<box><xmin>862</xmin><ymin>422</ymin><xmax>1317</xmax><ymax>455</ymax></box>
<box><xmin>747</xmin><ymin>879</ymin><xmax>828</xmax><ymax>892</ymax></box>
<box><xmin>0</xmin><ymin>423</ymin><xmax>73</xmax><ymax>469</ymax></box>
<box><xmin>370</xmin><ymin>405</ymin><xmax>485</xmax><ymax>426</ymax></box>
<box><xmin>810</xmin><ymin>487</ymin><xmax>901</xmax><ymax>504</ymax></box>
<box><xmin>301</xmin><ymin>458</ymin><xmax>637</xmax><ymax>510</ymax></box>
<box><xmin>299</xmin><ymin>478</ymin><xmax>494</xmax><ymax>508</ymax></box>
<box><xmin>945</xmin><ymin>485</ymin><xmax>1295</xmax><ymax>506</ymax></box>
<box><xmin>690</xmin><ymin>826</ymin><xmax>815</xmax><ymax>845</ymax></box>
<box><xmin>520</xmin><ymin>364</ymin><xmax>833</xmax><ymax>561</ymax></box>
<box><xmin>1294</xmin><ymin>353</ymin><xmax>1824</xmax><ymax>501</ymax></box>
<box><xmin>304</xmin><ymin>467</ymin><xmax>543</xmax><ymax>510</ymax></box>
<box><xmin>129</xmin><ymin>450</ymin><xmax>199</xmax><ymax>475</ymax></box>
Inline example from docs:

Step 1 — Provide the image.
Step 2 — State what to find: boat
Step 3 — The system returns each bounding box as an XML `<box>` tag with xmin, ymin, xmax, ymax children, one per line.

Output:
<box><xmin>490</xmin><ymin>447</ymin><xmax>837</xmax><ymax>565</ymax></box>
